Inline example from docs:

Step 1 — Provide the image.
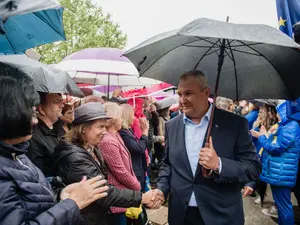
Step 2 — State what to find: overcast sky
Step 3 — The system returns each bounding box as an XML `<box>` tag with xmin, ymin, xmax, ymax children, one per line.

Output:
<box><xmin>96</xmin><ymin>0</ymin><xmax>278</xmax><ymax>50</ymax></box>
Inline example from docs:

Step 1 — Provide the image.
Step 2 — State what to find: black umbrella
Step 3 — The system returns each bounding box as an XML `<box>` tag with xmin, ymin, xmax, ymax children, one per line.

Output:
<box><xmin>125</xmin><ymin>17</ymin><xmax>300</xmax><ymax>176</ymax></box>
<box><xmin>125</xmin><ymin>18</ymin><xmax>300</xmax><ymax>100</ymax></box>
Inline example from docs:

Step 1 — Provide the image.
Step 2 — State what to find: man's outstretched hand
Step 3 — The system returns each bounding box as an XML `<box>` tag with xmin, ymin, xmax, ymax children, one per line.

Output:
<box><xmin>142</xmin><ymin>189</ymin><xmax>165</xmax><ymax>209</ymax></box>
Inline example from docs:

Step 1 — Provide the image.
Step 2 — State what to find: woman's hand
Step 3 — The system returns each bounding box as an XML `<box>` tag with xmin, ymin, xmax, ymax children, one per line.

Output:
<box><xmin>61</xmin><ymin>176</ymin><xmax>109</xmax><ymax>210</ymax></box>
<box><xmin>139</xmin><ymin>118</ymin><xmax>149</xmax><ymax>135</ymax></box>
<box><xmin>158</xmin><ymin>136</ymin><xmax>165</xmax><ymax>144</ymax></box>
<box><xmin>260</xmin><ymin>125</ymin><xmax>268</xmax><ymax>136</ymax></box>
<box><xmin>243</xmin><ymin>186</ymin><xmax>254</xmax><ymax>198</ymax></box>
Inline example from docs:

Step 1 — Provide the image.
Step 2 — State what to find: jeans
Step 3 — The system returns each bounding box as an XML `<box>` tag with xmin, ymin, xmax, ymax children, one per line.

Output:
<box><xmin>109</xmin><ymin>213</ymin><xmax>127</xmax><ymax>225</ymax></box>
<box><xmin>271</xmin><ymin>185</ymin><xmax>294</xmax><ymax>225</ymax></box>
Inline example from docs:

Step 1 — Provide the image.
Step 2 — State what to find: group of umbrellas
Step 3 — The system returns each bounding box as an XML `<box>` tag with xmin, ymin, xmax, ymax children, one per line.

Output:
<box><xmin>1</xmin><ymin>1</ymin><xmax>300</xmax><ymax>109</ymax></box>
<box><xmin>0</xmin><ymin>0</ymin><xmax>169</xmax><ymax>98</ymax></box>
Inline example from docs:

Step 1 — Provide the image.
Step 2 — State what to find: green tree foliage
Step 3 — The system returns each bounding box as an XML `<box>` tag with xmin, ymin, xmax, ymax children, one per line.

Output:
<box><xmin>36</xmin><ymin>0</ymin><xmax>127</xmax><ymax>64</ymax></box>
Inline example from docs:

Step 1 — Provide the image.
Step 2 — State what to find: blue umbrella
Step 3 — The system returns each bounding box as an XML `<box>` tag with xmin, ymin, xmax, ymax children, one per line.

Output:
<box><xmin>0</xmin><ymin>8</ymin><xmax>65</xmax><ymax>53</ymax></box>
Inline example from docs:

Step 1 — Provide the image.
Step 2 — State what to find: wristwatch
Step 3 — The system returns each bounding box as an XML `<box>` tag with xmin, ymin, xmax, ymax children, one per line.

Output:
<box><xmin>213</xmin><ymin>158</ymin><xmax>221</xmax><ymax>175</ymax></box>
<box><xmin>208</xmin><ymin>159</ymin><xmax>221</xmax><ymax>176</ymax></box>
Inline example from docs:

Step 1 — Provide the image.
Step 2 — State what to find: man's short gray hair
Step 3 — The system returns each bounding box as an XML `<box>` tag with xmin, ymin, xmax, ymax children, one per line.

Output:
<box><xmin>179</xmin><ymin>70</ymin><xmax>208</xmax><ymax>90</ymax></box>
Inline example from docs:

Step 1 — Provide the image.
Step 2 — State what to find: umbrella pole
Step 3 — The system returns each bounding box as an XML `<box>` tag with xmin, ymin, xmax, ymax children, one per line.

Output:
<box><xmin>205</xmin><ymin>38</ymin><xmax>226</xmax><ymax>144</ymax></box>
<box><xmin>203</xmin><ymin>17</ymin><xmax>229</xmax><ymax>177</ymax></box>
<box><xmin>107</xmin><ymin>74</ymin><xmax>110</xmax><ymax>98</ymax></box>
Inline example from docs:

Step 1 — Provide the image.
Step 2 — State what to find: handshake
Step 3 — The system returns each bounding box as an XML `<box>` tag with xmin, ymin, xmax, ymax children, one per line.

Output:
<box><xmin>141</xmin><ymin>189</ymin><xmax>165</xmax><ymax>209</ymax></box>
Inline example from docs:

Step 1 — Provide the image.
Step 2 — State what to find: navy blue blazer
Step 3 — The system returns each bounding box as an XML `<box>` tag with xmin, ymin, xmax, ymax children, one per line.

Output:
<box><xmin>157</xmin><ymin>107</ymin><xmax>261</xmax><ymax>225</ymax></box>
<box><xmin>119</xmin><ymin>128</ymin><xmax>148</xmax><ymax>190</ymax></box>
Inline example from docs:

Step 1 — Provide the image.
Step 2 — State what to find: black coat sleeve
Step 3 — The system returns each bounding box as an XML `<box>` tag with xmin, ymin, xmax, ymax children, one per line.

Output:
<box><xmin>119</xmin><ymin>129</ymin><xmax>148</xmax><ymax>155</ymax></box>
<box><xmin>0</xmin><ymin>180</ymin><xmax>81</xmax><ymax>225</ymax></box>
<box><xmin>55</xmin><ymin>154</ymin><xmax>141</xmax><ymax>208</ymax></box>
<box><xmin>156</xmin><ymin>123</ymin><xmax>171</xmax><ymax>198</ymax></box>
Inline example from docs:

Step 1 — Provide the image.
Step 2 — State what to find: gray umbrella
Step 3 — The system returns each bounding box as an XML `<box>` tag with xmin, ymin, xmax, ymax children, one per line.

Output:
<box><xmin>156</xmin><ymin>95</ymin><xmax>179</xmax><ymax>110</ymax></box>
<box><xmin>125</xmin><ymin>18</ymin><xmax>300</xmax><ymax>101</ymax></box>
<box><xmin>0</xmin><ymin>54</ymin><xmax>84</xmax><ymax>97</ymax></box>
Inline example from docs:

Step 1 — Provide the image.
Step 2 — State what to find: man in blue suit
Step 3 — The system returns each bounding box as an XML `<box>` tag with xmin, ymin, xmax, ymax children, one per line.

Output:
<box><xmin>150</xmin><ymin>70</ymin><xmax>261</xmax><ymax>225</ymax></box>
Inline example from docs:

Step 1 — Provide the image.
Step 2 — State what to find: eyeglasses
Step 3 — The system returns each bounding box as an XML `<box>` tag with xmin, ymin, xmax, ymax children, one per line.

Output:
<box><xmin>54</xmin><ymin>98</ymin><xmax>63</xmax><ymax>104</ymax></box>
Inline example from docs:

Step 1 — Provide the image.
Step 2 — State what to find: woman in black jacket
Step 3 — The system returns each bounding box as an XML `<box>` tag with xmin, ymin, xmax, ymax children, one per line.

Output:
<box><xmin>0</xmin><ymin>64</ymin><xmax>108</xmax><ymax>225</ymax></box>
<box><xmin>53</xmin><ymin>102</ymin><xmax>160</xmax><ymax>225</ymax></box>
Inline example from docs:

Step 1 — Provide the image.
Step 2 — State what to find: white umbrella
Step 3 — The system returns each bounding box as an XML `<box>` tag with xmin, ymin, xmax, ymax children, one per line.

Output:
<box><xmin>54</xmin><ymin>48</ymin><xmax>142</xmax><ymax>95</ymax></box>
<box><xmin>66</xmin><ymin>71</ymin><xmax>161</xmax><ymax>86</ymax></box>
<box><xmin>0</xmin><ymin>0</ymin><xmax>60</xmax><ymax>19</ymax></box>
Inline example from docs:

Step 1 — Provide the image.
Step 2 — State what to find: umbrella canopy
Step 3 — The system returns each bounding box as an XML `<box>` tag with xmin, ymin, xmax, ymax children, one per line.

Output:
<box><xmin>0</xmin><ymin>7</ymin><xmax>65</xmax><ymax>54</ymax></box>
<box><xmin>66</xmin><ymin>71</ymin><xmax>161</xmax><ymax>86</ymax></box>
<box><xmin>125</xmin><ymin>18</ymin><xmax>300</xmax><ymax>101</ymax></box>
<box><xmin>0</xmin><ymin>0</ymin><xmax>60</xmax><ymax>18</ymax></box>
<box><xmin>156</xmin><ymin>95</ymin><xmax>179</xmax><ymax>110</ymax></box>
<box><xmin>55</xmin><ymin>48</ymin><xmax>139</xmax><ymax>84</ymax></box>
<box><xmin>0</xmin><ymin>54</ymin><xmax>83</xmax><ymax>97</ymax></box>
<box><xmin>122</xmin><ymin>82</ymin><xmax>174</xmax><ymax>98</ymax></box>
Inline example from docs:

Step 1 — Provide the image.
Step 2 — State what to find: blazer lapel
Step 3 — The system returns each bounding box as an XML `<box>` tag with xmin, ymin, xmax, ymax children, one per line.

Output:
<box><xmin>178</xmin><ymin>117</ymin><xmax>194</xmax><ymax>179</ymax></box>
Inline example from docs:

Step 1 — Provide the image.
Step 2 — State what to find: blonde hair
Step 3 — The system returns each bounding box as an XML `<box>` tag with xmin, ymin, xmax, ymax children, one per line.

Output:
<box><xmin>103</xmin><ymin>102</ymin><xmax>122</xmax><ymax>128</ymax></box>
<box><xmin>120</xmin><ymin>104</ymin><xmax>134</xmax><ymax>129</ymax></box>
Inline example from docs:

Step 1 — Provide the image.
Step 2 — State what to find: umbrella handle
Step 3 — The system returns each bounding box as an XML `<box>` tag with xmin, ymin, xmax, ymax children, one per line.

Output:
<box><xmin>202</xmin><ymin>36</ymin><xmax>227</xmax><ymax>178</ymax></box>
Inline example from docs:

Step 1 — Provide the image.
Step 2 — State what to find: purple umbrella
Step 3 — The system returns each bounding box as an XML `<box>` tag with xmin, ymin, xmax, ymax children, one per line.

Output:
<box><xmin>54</xmin><ymin>48</ymin><xmax>141</xmax><ymax>97</ymax></box>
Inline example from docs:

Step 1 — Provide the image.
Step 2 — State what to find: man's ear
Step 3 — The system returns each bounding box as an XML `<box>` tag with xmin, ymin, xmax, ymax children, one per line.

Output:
<box><xmin>37</xmin><ymin>105</ymin><xmax>46</xmax><ymax>116</ymax></box>
<box><xmin>205</xmin><ymin>87</ymin><xmax>211</xmax><ymax>98</ymax></box>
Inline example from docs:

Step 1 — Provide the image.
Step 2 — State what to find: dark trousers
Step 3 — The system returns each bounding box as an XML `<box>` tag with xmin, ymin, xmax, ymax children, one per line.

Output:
<box><xmin>184</xmin><ymin>207</ymin><xmax>204</xmax><ymax>225</ymax></box>
<box><xmin>109</xmin><ymin>213</ymin><xmax>127</xmax><ymax>225</ymax></box>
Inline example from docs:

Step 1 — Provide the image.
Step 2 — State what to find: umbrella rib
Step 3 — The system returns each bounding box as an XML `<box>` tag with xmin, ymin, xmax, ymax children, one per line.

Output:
<box><xmin>3</xmin><ymin>29</ymin><xmax>17</xmax><ymax>53</ymax></box>
<box><xmin>223</xmin><ymin>48</ymin><xmax>233</xmax><ymax>61</ymax></box>
<box><xmin>193</xmin><ymin>39</ymin><xmax>221</xmax><ymax>70</ymax></box>
<box><xmin>228</xmin><ymin>43</ymin><xmax>263</xmax><ymax>48</ymax></box>
<box><xmin>227</xmin><ymin>40</ymin><xmax>239</xmax><ymax>101</ymax></box>
<box><xmin>33</xmin><ymin>11</ymin><xmax>64</xmax><ymax>39</ymax></box>
<box><xmin>230</xmin><ymin>48</ymin><xmax>262</xmax><ymax>56</ymax></box>
<box><xmin>183</xmin><ymin>45</ymin><xmax>211</xmax><ymax>48</ymax></box>
<box><xmin>140</xmin><ymin>38</ymin><xmax>203</xmax><ymax>76</ymax></box>
<box><xmin>196</xmin><ymin>37</ymin><xmax>222</xmax><ymax>47</ymax></box>
<box><xmin>201</xmin><ymin>48</ymin><xmax>220</xmax><ymax>57</ymax></box>
<box><xmin>237</xmin><ymin>40</ymin><xmax>293</xmax><ymax>99</ymax></box>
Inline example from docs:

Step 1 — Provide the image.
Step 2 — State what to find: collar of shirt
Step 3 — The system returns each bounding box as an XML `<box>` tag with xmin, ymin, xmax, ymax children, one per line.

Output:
<box><xmin>183</xmin><ymin>103</ymin><xmax>213</xmax><ymax>126</ymax></box>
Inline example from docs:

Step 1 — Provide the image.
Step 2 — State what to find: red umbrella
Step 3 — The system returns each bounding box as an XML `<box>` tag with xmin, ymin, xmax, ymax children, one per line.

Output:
<box><xmin>122</xmin><ymin>83</ymin><xmax>173</xmax><ymax>98</ymax></box>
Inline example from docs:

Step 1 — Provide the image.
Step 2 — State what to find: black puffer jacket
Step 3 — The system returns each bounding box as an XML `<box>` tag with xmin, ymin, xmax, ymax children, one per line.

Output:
<box><xmin>52</xmin><ymin>142</ymin><xmax>142</xmax><ymax>225</ymax></box>
<box><xmin>0</xmin><ymin>141</ymin><xmax>81</xmax><ymax>225</ymax></box>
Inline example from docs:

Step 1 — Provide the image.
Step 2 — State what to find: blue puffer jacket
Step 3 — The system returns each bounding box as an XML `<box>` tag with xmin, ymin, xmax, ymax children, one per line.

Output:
<box><xmin>259</xmin><ymin>102</ymin><xmax>300</xmax><ymax>187</ymax></box>
<box><xmin>0</xmin><ymin>141</ymin><xmax>81</xmax><ymax>225</ymax></box>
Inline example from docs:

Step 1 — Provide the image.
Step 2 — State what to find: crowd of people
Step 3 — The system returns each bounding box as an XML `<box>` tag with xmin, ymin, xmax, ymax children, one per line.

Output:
<box><xmin>216</xmin><ymin>97</ymin><xmax>300</xmax><ymax>225</ymax></box>
<box><xmin>0</xmin><ymin>65</ymin><xmax>299</xmax><ymax>225</ymax></box>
